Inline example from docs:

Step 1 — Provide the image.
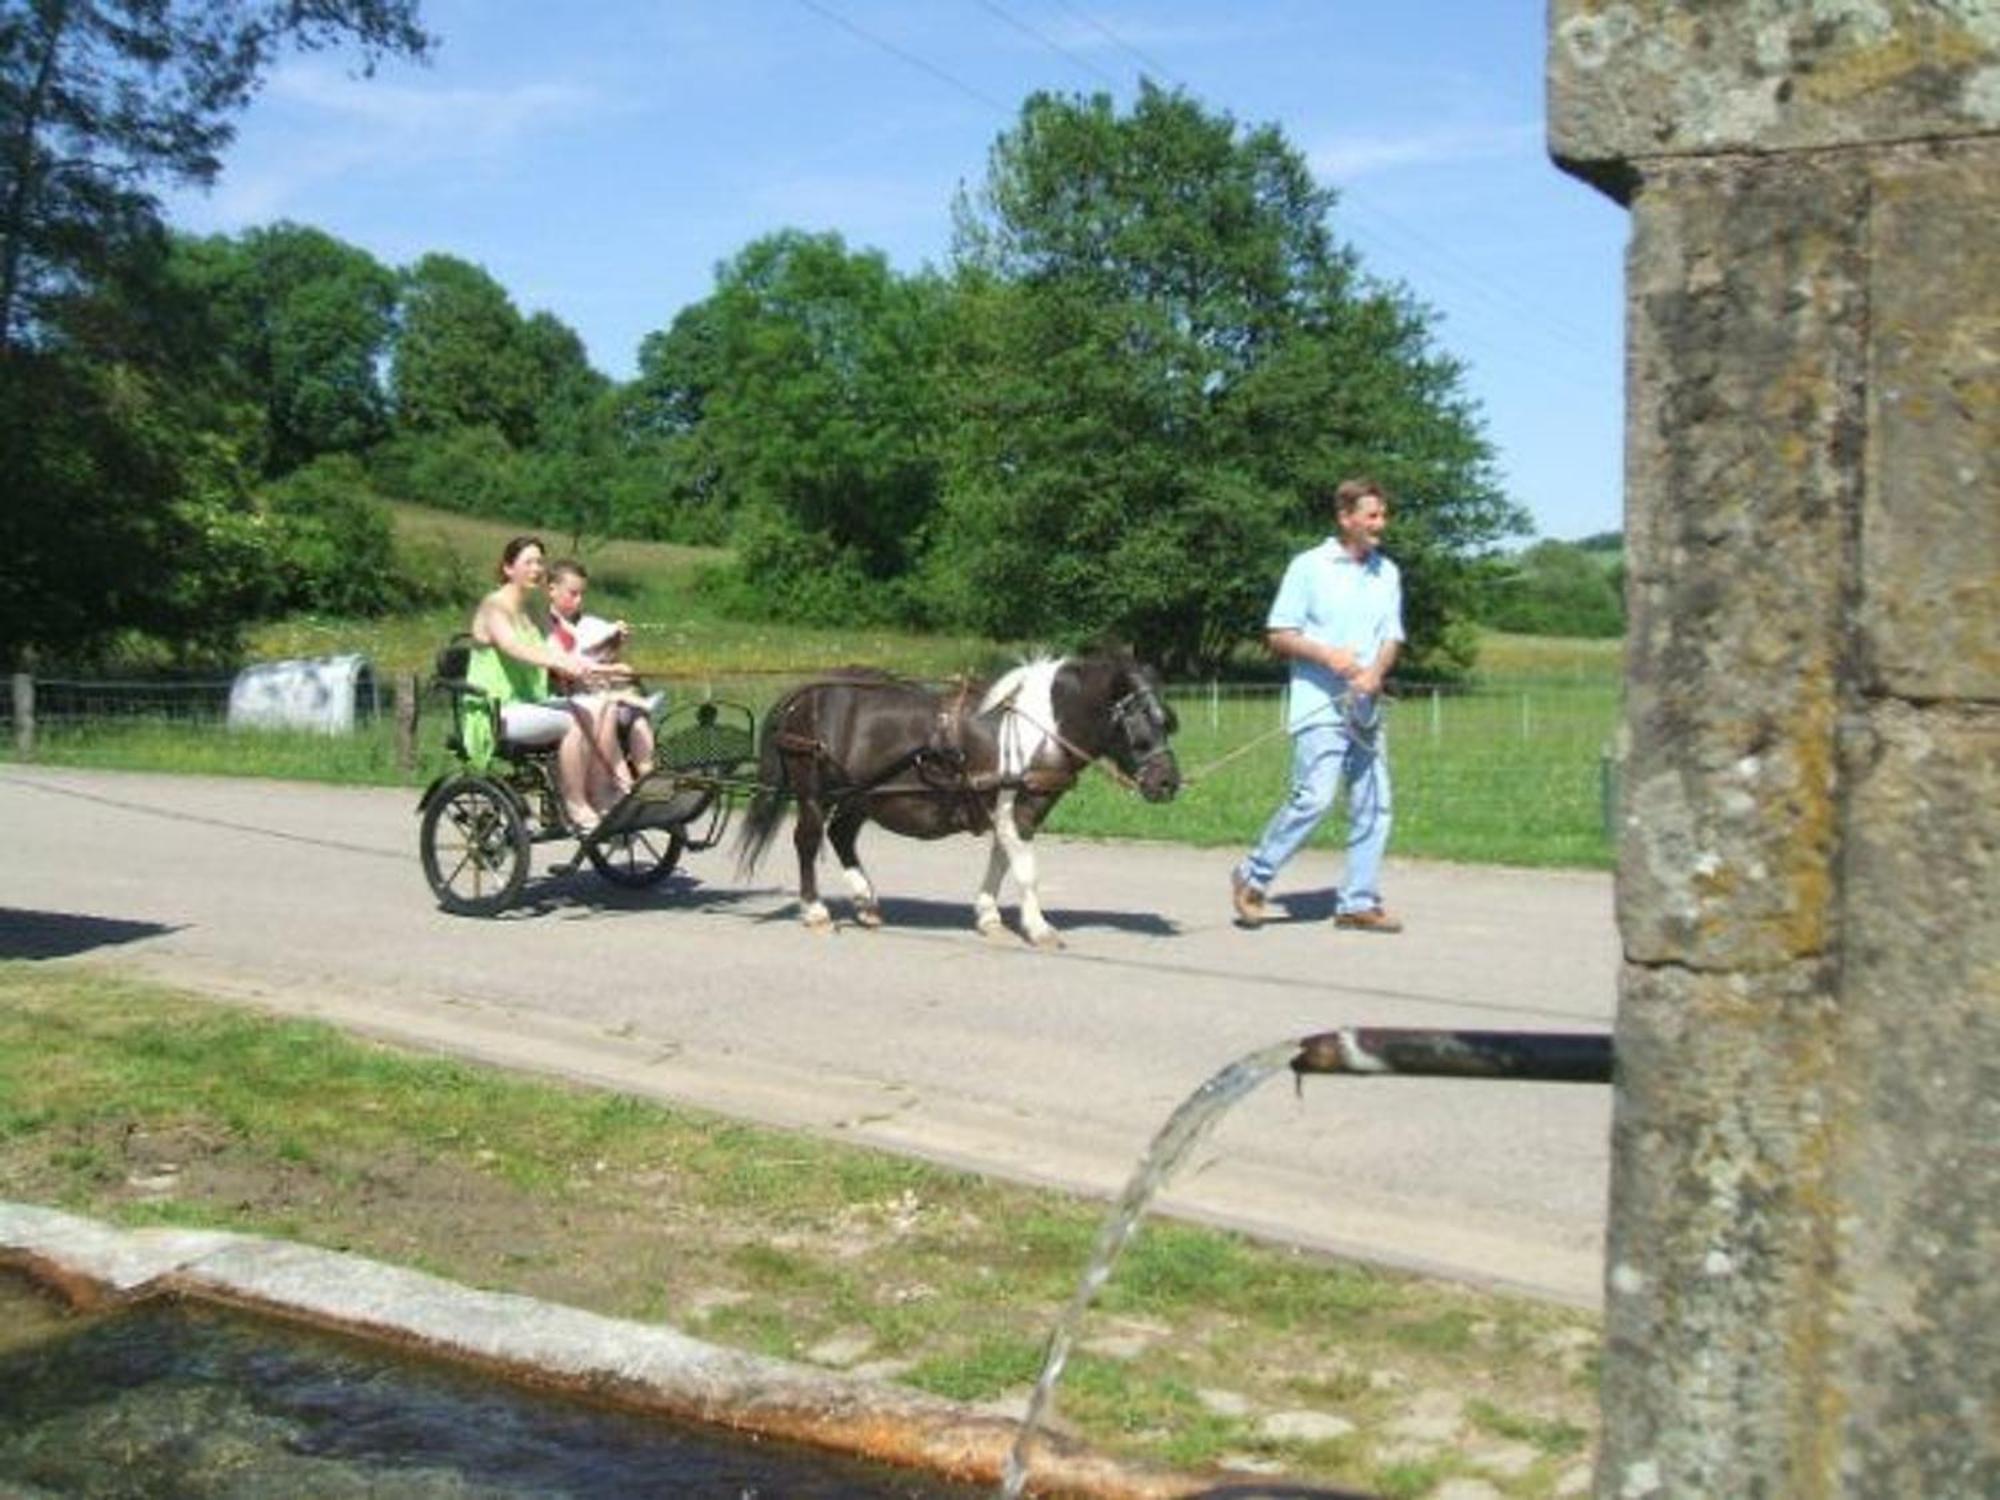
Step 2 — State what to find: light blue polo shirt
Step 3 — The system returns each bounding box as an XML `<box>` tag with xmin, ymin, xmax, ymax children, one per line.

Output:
<box><xmin>1267</xmin><ymin>537</ymin><xmax>1404</xmax><ymax>732</ymax></box>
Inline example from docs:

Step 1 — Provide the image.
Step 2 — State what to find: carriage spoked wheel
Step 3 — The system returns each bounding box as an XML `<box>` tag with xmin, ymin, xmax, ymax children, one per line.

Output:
<box><xmin>586</xmin><ymin>826</ymin><xmax>686</xmax><ymax>888</ymax></box>
<box><xmin>420</xmin><ymin>775</ymin><xmax>531</xmax><ymax>917</ymax></box>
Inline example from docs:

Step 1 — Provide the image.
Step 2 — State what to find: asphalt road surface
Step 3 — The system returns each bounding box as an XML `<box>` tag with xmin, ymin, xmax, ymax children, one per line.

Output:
<box><xmin>0</xmin><ymin>766</ymin><xmax>1617</xmax><ymax>1306</ymax></box>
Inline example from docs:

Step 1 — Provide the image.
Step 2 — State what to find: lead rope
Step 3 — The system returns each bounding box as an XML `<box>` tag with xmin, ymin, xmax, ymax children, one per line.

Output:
<box><xmin>1168</xmin><ymin>699</ymin><xmax>1378</xmax><ymax>784</ymax></box>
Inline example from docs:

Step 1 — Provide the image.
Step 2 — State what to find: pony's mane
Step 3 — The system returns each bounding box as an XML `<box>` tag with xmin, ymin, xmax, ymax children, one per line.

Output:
<box><xmin>979</xmin><ymin>656</ymin><xmax>1065</xmax><ymax>778</ymax></box>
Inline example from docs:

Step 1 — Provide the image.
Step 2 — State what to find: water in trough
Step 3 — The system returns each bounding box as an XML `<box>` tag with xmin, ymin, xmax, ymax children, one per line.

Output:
<box><xmin>0</xmin><ymin>1274</ymin><xmax>978</xmax><ymax>1498</ymax></box>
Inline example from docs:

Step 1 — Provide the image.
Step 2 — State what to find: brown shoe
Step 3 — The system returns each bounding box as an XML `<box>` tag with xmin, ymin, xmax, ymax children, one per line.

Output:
<box><xmin>1334</xmin><ymin>906</ymin><xmax>1403</xmax><ymax>934</ymax></box>
<box><xmin>1230</xmin><ymin>868</ymin><xmax>1269</xmax><ymax>926</ymax></box>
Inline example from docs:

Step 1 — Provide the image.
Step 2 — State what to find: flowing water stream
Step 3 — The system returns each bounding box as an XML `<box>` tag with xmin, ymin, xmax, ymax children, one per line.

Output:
<box><xmin>999</xmin><ymin>1039</ymin><xmax>1300</xmax><ymax>1500</ymax></box>
<box><xmin>999</xmin><ymin>1026</ymin><xmax>1613</xmax><ymax>1497</ymax></box>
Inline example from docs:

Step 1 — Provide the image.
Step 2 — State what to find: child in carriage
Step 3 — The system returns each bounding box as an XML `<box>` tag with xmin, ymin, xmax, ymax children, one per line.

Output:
<box><xmin>545</xmin><ymin>558</ymin><xmax>659</xmax><ymax>782</ymax></box>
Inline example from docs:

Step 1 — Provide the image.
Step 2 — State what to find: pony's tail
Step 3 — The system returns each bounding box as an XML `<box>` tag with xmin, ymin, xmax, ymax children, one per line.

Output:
<box><xmin>735</xmin><ymin>704</ymin><xmax>793</xmax><ymax>877</ymax></box>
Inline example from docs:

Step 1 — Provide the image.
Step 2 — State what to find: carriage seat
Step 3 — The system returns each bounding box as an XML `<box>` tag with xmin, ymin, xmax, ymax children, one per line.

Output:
<box><xmin>430</xmin><ymin>635</ymin><xmax>558</xmax><ymax>765</ymax></box>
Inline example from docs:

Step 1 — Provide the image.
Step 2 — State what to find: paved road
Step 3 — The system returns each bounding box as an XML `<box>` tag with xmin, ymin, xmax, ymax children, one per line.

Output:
<box><xmin>0</xmin><ymin>766</ymin><xmax>1617</xmax><ymax>1306</ymax></box>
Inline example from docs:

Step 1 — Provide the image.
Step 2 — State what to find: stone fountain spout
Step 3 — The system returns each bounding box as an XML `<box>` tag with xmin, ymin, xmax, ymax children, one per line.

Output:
<box><xmin>1290</xmin><ymin>1027</ymin><xmax>1613</xmax><ymax>1086</ymax></box>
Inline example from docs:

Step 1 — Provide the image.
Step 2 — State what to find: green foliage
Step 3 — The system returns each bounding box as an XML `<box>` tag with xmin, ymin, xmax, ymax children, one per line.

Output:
<box><xmin>635</xmin><ymin>231</ymin><xmax>948</xmax><ymax>620</ymax></box>
<box><xmin>392</xmin><ymin>254</ymin><xmax>547</xmax><ymax>445</ymax></box>
<box><xmin>261</xmin><ymin>454</ymin><xmax>442</xmax><ymax>615</ymax></box>
<box><xmin>0</xmin><ymin>0</ymin><xmax>431</xmax><ymax>352</ymax></box>
<box><xmin>935</xmin><ymin>84</ymin><xmax>1525</xmax><ymax>674</ymax></box>
<box><xmin>182</xmin><ymin>224</ymin><xmax>401</xmax><ymax>472</ymax></box>
<box><xmin>368</xmin><ymin>424</ymin><xmax>537</xmax><ymax>520</ymax></box>
<box><xmin>1482</xmin><ymin>538</ymin><xmax>1625</xmax><ymax>638</ymax></box>
<box><xmin>0</xmin><ymin>1</ymin><xmax>429</xmax><ymax>665</ymax></box>
<box><xmin>0</xmin><ymin>350</ymin><xmax>271</xmax><ymax>665</ymax></box>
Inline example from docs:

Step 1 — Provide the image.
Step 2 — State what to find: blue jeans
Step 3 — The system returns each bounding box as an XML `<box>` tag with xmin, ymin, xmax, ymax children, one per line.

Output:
<box><xmin>1241</xmin><ymin>716</ymin><xmax>1392</xmax><ymax>915</ymax></box>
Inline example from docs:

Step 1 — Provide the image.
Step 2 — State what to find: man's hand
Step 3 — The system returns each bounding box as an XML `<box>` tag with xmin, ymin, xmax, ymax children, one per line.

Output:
<box><xmin>1320</xmin><ymin>643</ymin><xmax>1361</xmax><ymax>678</ymax></box>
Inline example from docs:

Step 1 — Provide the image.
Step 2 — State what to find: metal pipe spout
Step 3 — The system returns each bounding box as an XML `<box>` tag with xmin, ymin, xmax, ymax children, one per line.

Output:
<box><xmin>1291</xmin><ymin>1027</ymin><xmax>1614</xmax><ymax>1085</ymax></box>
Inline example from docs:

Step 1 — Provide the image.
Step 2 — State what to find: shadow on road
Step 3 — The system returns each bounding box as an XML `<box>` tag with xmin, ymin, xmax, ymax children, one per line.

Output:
<box><xmin>0</xmin><ymin>907</ymin><xmax>179</xmax><ymax>960</ymax></box>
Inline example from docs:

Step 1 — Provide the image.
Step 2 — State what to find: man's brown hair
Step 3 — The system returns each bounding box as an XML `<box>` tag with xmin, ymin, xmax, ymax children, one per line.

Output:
<box><xmin>1333</xmin><ymin>477</ymin><xmax>1386</xmax><ymax>516</ymax></box>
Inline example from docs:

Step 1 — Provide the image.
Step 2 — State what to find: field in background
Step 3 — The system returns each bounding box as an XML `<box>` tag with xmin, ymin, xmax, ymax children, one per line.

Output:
<box><xmin>4</xmin><ymin>506</ymin><xmax>1623</xmax><ymax>868</ymax></box>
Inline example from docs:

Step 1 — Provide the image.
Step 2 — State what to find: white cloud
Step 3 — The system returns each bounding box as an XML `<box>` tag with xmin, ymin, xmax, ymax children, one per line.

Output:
<box><xmin>171</xmin><ymin>64</ymin><xmax>608</xmax><ymax>229</ymax></box>
<box><xmin>1309</xmin><ymin>121</ymin><xmax>1542</xmax><ymax>182</ymax></box>
<box><xmin>267</xmin><ymin>63</ymin><xmax>602</xmax><ymax>146</ymax></box>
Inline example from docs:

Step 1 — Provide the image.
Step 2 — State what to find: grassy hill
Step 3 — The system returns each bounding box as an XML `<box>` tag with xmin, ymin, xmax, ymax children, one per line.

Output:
<box><xmin>246</xmin><ymin>502</ymin><xmax>1012</xmax><ymax>681</ymax></box>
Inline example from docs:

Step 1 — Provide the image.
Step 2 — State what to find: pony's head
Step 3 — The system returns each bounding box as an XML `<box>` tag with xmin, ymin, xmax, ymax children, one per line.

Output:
<box><xmin>1102</xmin><ymin>660</ymin><xmax>1180</xmax><ymax>803</ymax></box>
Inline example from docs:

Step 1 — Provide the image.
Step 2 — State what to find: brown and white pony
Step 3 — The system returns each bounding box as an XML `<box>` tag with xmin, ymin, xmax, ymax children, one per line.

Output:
<box><xmin>737</xmin><ymin>656</ymin><xmax>1179</xmax><ymax>946</ymax></box>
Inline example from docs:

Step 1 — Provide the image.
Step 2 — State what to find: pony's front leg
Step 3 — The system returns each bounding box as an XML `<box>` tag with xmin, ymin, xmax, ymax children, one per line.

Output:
<box><xmin>989</xmin><ymin>790</ymin><xmax>1063</xmax><ymax>949</ymax></box>
<box><xmin>975</xmin><ymin>836</ymin><xmax>1010</xmax><ymax>941</ymax></box>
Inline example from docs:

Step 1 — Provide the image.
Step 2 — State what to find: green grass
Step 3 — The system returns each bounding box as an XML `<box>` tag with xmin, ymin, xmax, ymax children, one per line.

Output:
<box><xmin>8</xmin><ymin>504</ymin><xmax>1624</xmax><ymax>867</ymax></box>
<box><xmin>0</xmin><ymin>964</ymin><xmax>1602</xmax><ymax>1495</ymax></box>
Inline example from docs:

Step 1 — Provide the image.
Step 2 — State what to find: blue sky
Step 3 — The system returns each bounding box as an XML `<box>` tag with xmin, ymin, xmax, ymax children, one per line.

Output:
<box><xmin>165</xmin><ymin>0</ymin><xmax>1630</xmax><ymax>543</ymax></box>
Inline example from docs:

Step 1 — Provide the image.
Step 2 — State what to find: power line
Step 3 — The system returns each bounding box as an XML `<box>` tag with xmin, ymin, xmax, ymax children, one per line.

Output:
<box><xmin>790</xmin><ymin>0</ymin><xmax>1010</xmax><ymax>113</ymax></box>
<box><xmin>1040</xmin><ymin>3</ymin><xmax>1613</xmax><ymax>373</ymax></box>
<box><xmin>789</xmin><ymin>0</ymin><xmax>1610</xmax><ymax>391</ymax></box>
<box><xmin>970</xmin><ymin>0</ymin><xmax>1121</xmax><ymax>89</ymax></box>
<box><xmin>1043</xmin><ymin>0</ymin><xmax>1174</xmax><ymax>81</ymax></box>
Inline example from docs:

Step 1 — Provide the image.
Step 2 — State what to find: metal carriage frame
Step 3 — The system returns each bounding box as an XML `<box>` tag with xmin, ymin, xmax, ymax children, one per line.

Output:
<box><xmin>415</xmin><ymin>637</ymin><xmax>761</xmax><ymax>917</ymax></box>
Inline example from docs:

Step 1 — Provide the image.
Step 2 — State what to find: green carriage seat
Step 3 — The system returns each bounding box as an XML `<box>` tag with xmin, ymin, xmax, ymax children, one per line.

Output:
<box><xmin>431</xmin><ymin>634</ymin><xmax>554</xmax><ymax>767</ymax></box>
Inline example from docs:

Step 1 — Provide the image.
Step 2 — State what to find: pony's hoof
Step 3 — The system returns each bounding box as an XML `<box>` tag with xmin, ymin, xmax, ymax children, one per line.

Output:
<box><xmin>802</xmin><ymin>904</ymin><xmax>835</xmax><ymax>933</ymax></box>
<box><xmin>977</xmin><ymin>920</ymin><xmax>1012</xmax><ymax>944</ymax></box>
<box><xmin>1029</xmin><ymin>928</ymin><xmax>1066</xmax><ymax>951</ymax></box>
<box><xmin>854</xmin><ymin>904</ymin><xmax>883</xmax><ymax>930</ymax></box>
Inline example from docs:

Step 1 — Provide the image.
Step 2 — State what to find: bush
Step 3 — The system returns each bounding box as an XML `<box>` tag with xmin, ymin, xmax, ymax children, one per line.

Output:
<box><xmin>262</xmin><ymin>455</ymin><xmax>456</xmax><ymax>616</ymax></box>
<box><xmin>696</xmin><ymin>507</ymin><xmax>908</xmax><ymax>626</ymax></box>
<box><xmin>367</xmin><ymin>425</ymin><xmax>537</xmax><ymax>522</ymax></box>
<box><xmin>1482</xmin><ymin>540</ymin><xmax>1624</xmax><ymax>638</ymax></box>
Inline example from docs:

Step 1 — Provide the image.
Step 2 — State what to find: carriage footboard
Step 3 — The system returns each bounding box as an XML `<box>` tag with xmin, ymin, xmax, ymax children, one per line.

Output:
<box><xmin>613</xmin><ymin>700</ymin><xmax>760</xmax><ymax>850</ymax></box>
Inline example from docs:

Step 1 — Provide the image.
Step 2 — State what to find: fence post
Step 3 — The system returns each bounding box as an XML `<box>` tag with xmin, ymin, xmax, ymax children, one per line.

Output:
<box><xmin>11</xmin><ymin>672</ymin><xmax>32</xmax><ymax>759</ymax></box>
<box><xmin>1430</xmin><ymin>687</ymin><xmax>1442</xmax><ymax>740</ymax></box>
<box><xmin>395</xmin><ymin>671</ymin><xmax>419</xmax><ymax>775</ymax></box>
<box><xmin>1600</xmin><ymin>743</ymin><xmax>1621</xmax><ymax>844</ymax></box>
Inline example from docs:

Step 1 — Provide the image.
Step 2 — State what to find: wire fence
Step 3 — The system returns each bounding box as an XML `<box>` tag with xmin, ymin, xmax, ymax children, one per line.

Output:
<box><xmin>2</xmin><ymin>670</ymin><xmax>1623</xmax><ymax>866</ymax></box>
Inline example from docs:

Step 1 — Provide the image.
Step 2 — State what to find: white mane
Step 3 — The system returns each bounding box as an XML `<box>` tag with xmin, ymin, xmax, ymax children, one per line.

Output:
<box><xmin>979</xmin><ymin>656</ymin><xmax>1065</xmax><ymax>778</ymax></box>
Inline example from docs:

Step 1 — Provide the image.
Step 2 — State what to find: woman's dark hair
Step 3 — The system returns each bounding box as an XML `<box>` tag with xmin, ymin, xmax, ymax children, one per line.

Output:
<box><xmin>496</xmin><ymin>534</ymin><xmax>545</xmax><ymax>582</ymax></box>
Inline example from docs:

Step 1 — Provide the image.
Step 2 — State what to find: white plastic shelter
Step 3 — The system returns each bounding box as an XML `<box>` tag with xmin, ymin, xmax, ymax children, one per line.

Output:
<box><xmin>226</xmin><ymin>654</ymin><xmax>376</xmax><ymax>734</ymax></box>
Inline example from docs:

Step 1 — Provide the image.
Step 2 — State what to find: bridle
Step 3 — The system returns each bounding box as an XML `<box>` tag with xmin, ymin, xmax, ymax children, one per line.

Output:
<box><xmin>1106</xmin><ymin>680</ymin><xmax>1175</xmax><ymax>784</ymax></box>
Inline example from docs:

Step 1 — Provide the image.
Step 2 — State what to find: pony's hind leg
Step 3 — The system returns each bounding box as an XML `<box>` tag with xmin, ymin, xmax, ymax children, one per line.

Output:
<box><xmin>827</xmin><ymin>806</ymin><xmax>881</xmax><ymax>928</ymax></box>
<box><xmin>791</xmin><ymin>785</ymin><xmax>833</xmax><ymax>932</ymax></box>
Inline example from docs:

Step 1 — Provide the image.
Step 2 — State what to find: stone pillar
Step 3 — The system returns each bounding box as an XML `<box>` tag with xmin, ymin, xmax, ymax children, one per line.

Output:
<box><xmin>1548</xmin><ymin>6</ymin><xmax>1997</xmax><ymax>1497</ymax></box>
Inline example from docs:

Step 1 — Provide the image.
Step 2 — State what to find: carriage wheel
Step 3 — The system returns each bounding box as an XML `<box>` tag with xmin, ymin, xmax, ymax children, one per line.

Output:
<box><xmin>587</xmin><ymin>827</ymin><xmax>686</xmax><ymax>888</ymax></box>
<box><xmin>421</xmin><ymin>775</ymin><xmax>531</xmax><ymax>917</ymax></box>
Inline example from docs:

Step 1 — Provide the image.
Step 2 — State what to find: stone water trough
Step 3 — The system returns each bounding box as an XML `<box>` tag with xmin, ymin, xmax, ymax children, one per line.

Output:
<box><xmin>0</xmin><ymin>1201</ymin><xmax>1266</xmax><ymax>1499</ymax></box>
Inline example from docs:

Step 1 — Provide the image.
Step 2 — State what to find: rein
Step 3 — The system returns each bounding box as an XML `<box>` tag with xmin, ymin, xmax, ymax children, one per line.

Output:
<box><xmin>1170</xmin><ymin>698</ymin><xmax>1387</xmax><ymax>785</ymax></box>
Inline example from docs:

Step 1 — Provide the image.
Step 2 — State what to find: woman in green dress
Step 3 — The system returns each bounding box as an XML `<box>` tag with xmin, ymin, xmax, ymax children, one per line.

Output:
<box><xmin>468</xmin><ymin>535</ymin><xmax>632</xmax><ymax>832</ymax></box>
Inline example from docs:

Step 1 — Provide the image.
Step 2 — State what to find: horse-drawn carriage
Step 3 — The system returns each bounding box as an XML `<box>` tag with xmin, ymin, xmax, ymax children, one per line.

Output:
<box><xmin>416</xmin><ymin>636</ymin><xmax>759</xmax><ymax>917</ymax></box>
<box><xmin>417</xmin><ymin>643</ymin><xmax>1181</xmax><ymax>939</ymax></box>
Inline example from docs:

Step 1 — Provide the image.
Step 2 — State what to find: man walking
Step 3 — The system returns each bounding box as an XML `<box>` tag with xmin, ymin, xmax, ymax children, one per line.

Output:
<box><xmin>1231</xmin><ymin>477</ymin><xmax>1404</xmax><ymax>932</ymax></box>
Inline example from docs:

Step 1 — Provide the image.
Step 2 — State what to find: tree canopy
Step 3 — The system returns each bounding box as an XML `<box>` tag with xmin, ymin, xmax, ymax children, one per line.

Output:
<box><xmin>633</xmin><ymin>230</ymin><xmax>948</xmax><ymax>621</ymax></box>
<box><xmin>0</xmin><ymin>0</ymin><xmax>431</xmax><ymax>353</ymax></box>
<box><xmin>3</xmin><ymin>19</ymin><xmax>1551</xmax><ymax>676</ymax></box>
<box><xmin>0</xmin><ymin>0</ymin><xmax>431</xmax><ymax>665</ymax></box>
<box><xmin>930</xmin><ymin>84</ymin><xmax>1523</xmax><ymax>674</ymax></box>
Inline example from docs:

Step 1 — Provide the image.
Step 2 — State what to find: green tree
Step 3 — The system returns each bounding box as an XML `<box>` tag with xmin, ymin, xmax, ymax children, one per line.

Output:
<box><xmin>0</xmin><ymin>350</ymin><xmax>279</xmax><ymax>663</ymax></box>
<box><xmin>177</xmin><ymin>223</ymin><xmax>399</xmax><ymax>472</ymax></box>
<box><xmin>0</xmin><ymin>0</ymin><xmax>430</xmax><ymax>353</ymax></box>
<box><xmin>1483</xmin><ymin>537</ymin><xmax>1625</xmax><ymax>638</ymax></box>
<box><xmin>633</xmin><ymin>230</ymin><xmax>948</xmax><ymax>621</ymax></box>
<box><xmin>0</xmin><ymin>0</ymin><xmax>429</xmax><ymax>665</ymax></box>
<box><xmin>390</xmin><ymin>253</ymin><xmax>542</xmax><ymax>445</ymax></box>
<box><xmin>936</xmin><ymin>84</ymin><xmax>1523</xmax><ymax>675</ymax></box>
